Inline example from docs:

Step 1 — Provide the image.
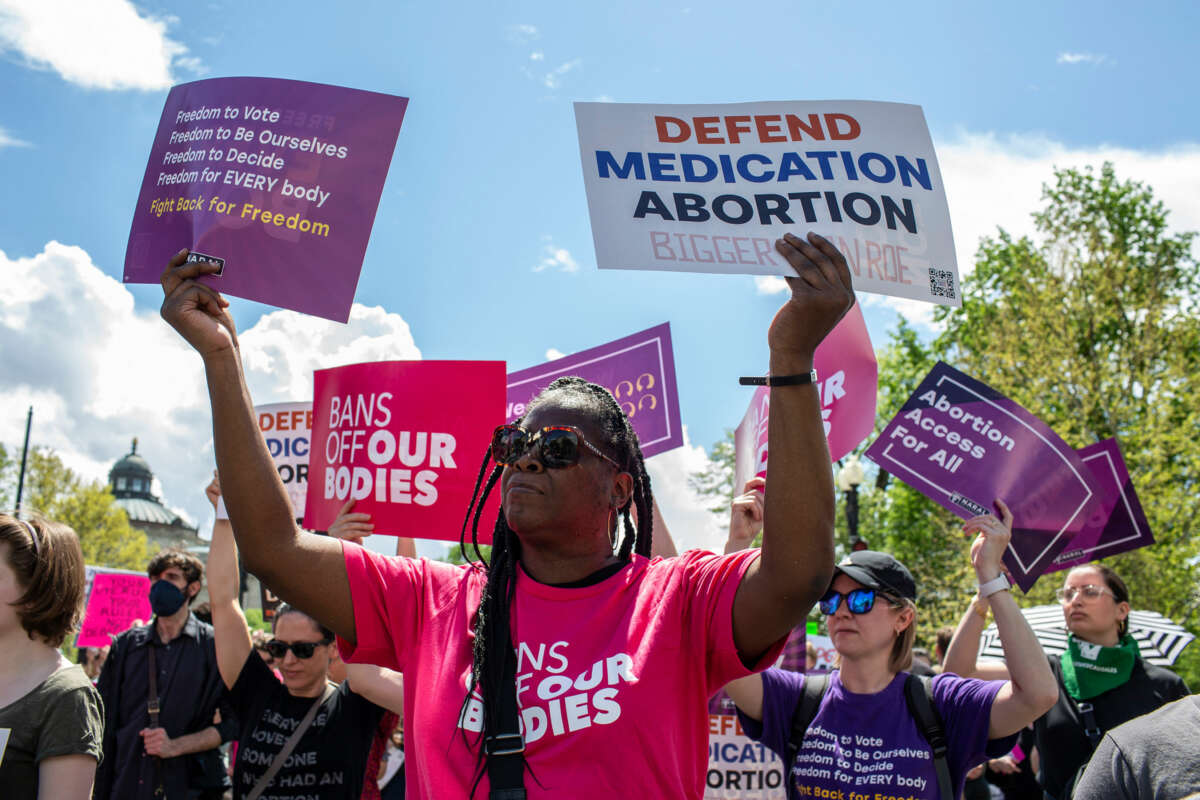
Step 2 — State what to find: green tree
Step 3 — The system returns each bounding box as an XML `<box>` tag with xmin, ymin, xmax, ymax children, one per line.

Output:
<box><xmin>691</xmin><ymin>165</ymin><xmax>1200</xmax><ymax>676</ymax></box>
<box><xmin>851</xmin><ymin>321</ymin><xmax>973</xmax><ymax>646</ymax></box>
<box><xmin>924</xmin><ymin>162</ymin><xmax>1200</xmax><ymax>683</ymax></box>
<box><xmin>445</xmin><ymin>543</ymin><xmax>492</xmax><ymax>565</ymax></box>
<box><xmin>1</xmin><ymin>445</ymin><xmax>151</xmax><ymax>570</ymax></box>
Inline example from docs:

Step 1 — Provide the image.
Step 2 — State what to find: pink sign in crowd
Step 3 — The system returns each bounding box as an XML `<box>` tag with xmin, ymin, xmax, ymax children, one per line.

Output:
<box><xmin>1</xmin><ymin>75</ymin><xmax>1193</xmax><ymax>800</ymax></box>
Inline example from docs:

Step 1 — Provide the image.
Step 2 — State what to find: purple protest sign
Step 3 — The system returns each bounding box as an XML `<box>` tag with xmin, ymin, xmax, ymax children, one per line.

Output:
<box><xmin>864</xmin><ymin>362</ymin><xmax>1100</xmax><ymax>592</ymax></box>
<box><xmin>1046</xmin><ymin>439</ymin><xmax>1154</xmax><ymax>572</ymax></box>
<box><xmin>123</xmin><ymin>77</ymin><xmax>408</xmax><ymax>322</ymax></box>
<box><xmin>506</xmin><ymin>323</ymin><xmax>684</xmax><ymax>458</ymax></box>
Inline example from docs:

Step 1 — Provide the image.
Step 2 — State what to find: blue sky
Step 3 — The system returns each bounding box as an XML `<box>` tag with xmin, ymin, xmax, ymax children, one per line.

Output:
<box><xmin>3</xmin><ymin>0</ymin><xmax>1199</xmax><ymax>552</ymax></box>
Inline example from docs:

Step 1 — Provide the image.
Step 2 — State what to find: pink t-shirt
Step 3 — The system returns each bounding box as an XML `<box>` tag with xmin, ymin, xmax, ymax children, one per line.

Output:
<box><xmin>339</xmin><ymin>545</ymin><xmax>781</xmax><ymax>799</ymax></box>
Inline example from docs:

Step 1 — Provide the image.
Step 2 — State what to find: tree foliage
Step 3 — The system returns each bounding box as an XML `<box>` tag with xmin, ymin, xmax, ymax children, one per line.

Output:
<box><xmin>692</xmin><ymin>164</ymin><xmax>1200</xmax><ymax>680</ymax></box>
<box><xmin>0</xmin><ymin>444</ymin><xmax>151</xmax><ymax>570</ymax></box>
<box><xmin>687</xmin><ymin>429</ymin><xmax>737</xmax><ymax>518</ymax></box>
<box><xmin>445</xmin><ymin>543</ymin><xmax>492</xmax><ymax>565</ymax></box>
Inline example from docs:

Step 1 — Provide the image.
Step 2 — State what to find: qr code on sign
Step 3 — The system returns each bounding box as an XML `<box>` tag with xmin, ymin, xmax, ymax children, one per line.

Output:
<box><xmin>929</xmin><ymin>268</ymin><xmax>956</xmax><ymax>299</ymax></box>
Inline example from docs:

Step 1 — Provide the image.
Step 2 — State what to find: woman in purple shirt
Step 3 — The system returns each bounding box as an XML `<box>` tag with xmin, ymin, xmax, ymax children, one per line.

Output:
<box><xmin>725</xmin><ymin>501</ymin><xmax>1059</xmax><ymax>800</ymax></box>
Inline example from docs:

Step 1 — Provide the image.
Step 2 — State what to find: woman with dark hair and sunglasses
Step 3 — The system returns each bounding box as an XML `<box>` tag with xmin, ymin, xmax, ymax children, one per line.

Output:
<box><xmin>942</xmin><ymin>561</ymin><xmax>1189</xmax><ymax>799</ymax></box>
<box><xmin>724</xmin><ymin>501</ymin><xmax>1059</xmax><ymax>800</ymax></box>
<box><xmin>160</xmin><ymin>232</ymin><xmax>851</xmax><ymax>798</ymax></box>
<box><xmin>204</xmin><ymin>477</ymin><xmax>406</xmax><ymax>800</ymax></box>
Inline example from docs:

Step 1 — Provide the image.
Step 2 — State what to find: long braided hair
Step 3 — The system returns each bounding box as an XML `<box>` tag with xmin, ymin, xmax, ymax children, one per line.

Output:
<box><xmin>457</xmin><ymin>376</ymin><xmax>654</xmax><ymax>792</ymax></box>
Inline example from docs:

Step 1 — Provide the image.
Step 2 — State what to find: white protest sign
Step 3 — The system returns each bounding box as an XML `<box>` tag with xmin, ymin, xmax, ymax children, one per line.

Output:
<box><xmin>217</xmin><ymin>401</ymin><xmax>312</xmax><ymax>521</ymax></box>
<box><xmin>706</xmin><ymin>714</ymin><xmax>786</xmax><ymax>799</ymax></box>
<box><xmin>575</xmin><ymin>100</ymin><xmax>960</xmax><ymax>307</ymax></box>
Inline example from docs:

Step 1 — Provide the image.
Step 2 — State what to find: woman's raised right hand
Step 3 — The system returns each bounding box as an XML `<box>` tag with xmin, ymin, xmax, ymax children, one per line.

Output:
<box><xmin>159</xmin><ymin>248</ymin><xmax>238</xmax><ymax>358</ymax></box>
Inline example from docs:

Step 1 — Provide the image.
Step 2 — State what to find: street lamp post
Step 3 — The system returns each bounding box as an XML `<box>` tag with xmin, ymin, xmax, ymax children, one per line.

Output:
<box><xmin>837</xmin><ymin>456</ymin><xmax>867</xmax><ymax>552</ymax></box>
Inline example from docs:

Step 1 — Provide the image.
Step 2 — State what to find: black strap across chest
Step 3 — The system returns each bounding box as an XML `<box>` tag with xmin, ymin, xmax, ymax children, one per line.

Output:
<box><xmin>785</xmin><ymin>673</ymin><xmax>952</xmax><ymax>800</ymax></box>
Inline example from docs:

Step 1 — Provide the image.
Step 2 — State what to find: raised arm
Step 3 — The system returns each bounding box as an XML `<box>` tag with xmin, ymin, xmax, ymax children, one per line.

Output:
<box><xmin>732</xmin><ymin>233</ymin><xmax>852</xmax><ymax>660</ymax></box>
<box><xmin>964</xmin><ymin>501</ymin><xmax>1059</xmax><ymax>738</ymax></box>
<box><xmin>724</xmin><ymin>478</ymin><xmax>765</xmax><ymax>555</ymax></box>
<box><xmin>160</xmin><ymin>252</ymin><xmax>355</xmax><ymax>641</ymax></box>
<box><xmin>722</xmin><ymin>673</ymin><xmax>766</xmax><ymax>722</ymax></box>
<box><xmin>204</xmin><ymin>475</ymin><xmax>254</xmax><ymax>689</ymax></box>
<box><xmin>648</xmin><ymin>496</ymin><xmax>678</xmax><ymax>558</ymax></box>
<box><xmin>942</xmin><ymin>593</ymin><xmax>1012</xmax><ymax>681</ymax></box>
<box><xmin>344</xmin><ymin>664</ymin><xmax>405</xmax><ymax>715</ymax></box>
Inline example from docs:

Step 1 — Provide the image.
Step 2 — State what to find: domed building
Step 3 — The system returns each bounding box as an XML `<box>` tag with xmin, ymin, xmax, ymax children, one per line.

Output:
<box><xmin>109</xmin><ymin>438</ymin><xmax>202</xmax><ymax>551</ymax></box>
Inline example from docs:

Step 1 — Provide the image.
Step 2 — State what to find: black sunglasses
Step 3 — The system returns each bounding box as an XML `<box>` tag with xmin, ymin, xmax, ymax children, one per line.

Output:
<box><xmin>491</xmin><ymin>425</ymin><xmax>621</xmax><ymax>470</ymax></box>
<box><xmin>819</xmin><ymin>588</ymin><xmax>897</xmax><ymax>616</ymax></box>
<box><xmin>264</xmin><ymin>638</ymin><xmax>331</xmax><ymax>660</ymax></box>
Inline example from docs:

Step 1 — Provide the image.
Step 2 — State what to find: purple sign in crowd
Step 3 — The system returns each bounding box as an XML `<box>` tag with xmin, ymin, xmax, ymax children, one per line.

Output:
<box><xmin>865</xmin><ymin>361</ymin><xmax>1102</xmax><ymax>591</ymax></box>
<box><xmin>1048</xmin><ymin>438</ymin><xmax>1154</xmax><ymax>572</ymax></box>
<box><xmin>123</xmin><ymin>77</ymin><xmax>408</xmax><ymax>322</ymax></box>
<box><xmin>506</xmin><ymin>322</ymin><xmax>684</xmax><ymax>458</ymax></box>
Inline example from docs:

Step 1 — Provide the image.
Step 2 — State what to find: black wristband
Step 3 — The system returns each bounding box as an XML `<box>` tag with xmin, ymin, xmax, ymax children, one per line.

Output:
<box><xmin>739</xmin><ymin>371</ymin><xmax>818</xmax><ymax>387</ymax></box>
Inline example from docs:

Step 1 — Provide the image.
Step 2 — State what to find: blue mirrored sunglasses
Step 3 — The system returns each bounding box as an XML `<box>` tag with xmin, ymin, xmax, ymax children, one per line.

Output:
<box><xmin>819</xmin><ymin>588</ymin><xmax>892</xmax><ymax>616</ymax></box>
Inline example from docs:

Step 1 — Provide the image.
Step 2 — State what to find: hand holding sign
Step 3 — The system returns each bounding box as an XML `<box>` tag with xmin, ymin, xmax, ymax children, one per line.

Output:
<box><xmin>327</xmin><ymin>498</ymin><xmax>375</xmax><ymax>545</ymax></box>
<box><xmin>725</xmin><ymin>477</ymin><xmax>765</xmax><ymax>554</ymax></box>
<box><xmin>768</xmin><ymin>233</ymin><xmax>855</xmax><ymax>363</ymax></box>
<box><xmin>965</xmin><ymin>499</ymin><xmax>1014</xmax><ymax>582</ymax></box>
<box><xmin>160</xmin><ymin>249</ymin><xmax>238</xmax><ymax>358</ymax></box>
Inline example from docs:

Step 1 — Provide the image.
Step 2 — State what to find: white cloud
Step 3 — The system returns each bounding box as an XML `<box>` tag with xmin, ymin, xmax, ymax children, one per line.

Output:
<box><xmin>543</xmin><ymin>59</ymin><xmax>581</xmax><ymax>89</ymax></box>
<box><xmin>529</xmin><ymin>51</ymin><xmax>544</xmax><ymax>61</ymax></box>
<box><xmin>544</xmin><ymin>348</ymin><xmax>566</xmax><ymax>361</ymax></box>
<box><xmin>644</xmin><ymin>427</ymin><xmax>725</xmax><ymax>555</ymax></box>
<box><xmin>506</xmin><ymin>23</ymin><xmax>539</xmax><ymax>43</ymax></box>
<box><xmin>0</xmin><ymin>126</ymin><xmax>29</xmax><ymax>148</ymax></box>
<box><xmin>860</xmin><ymin>133</ymin><xmax>1200</xmax><ymax>329</ymax></box>
<box><xmin>748</xmin><ymin>134</ymin><xmax>1200</xmax><ymax>330</ymax></box>
<box><xmin>754</xmin><ymin>275</ymin><xmax>788</xmax><ymax>295</ymax></box>
<box><xmin>533</xmin><ymin>237</ymin><xmax>580</xmax><ymax>273</ymax></box>
<box><xmin>0</xmin><ymin>242</ymin><xmax>420</xmax><ymax>538</ymax></box>
<box><xmin>239</xmin><ymin>304</ymin><xmax>420</xmax><ymax>403</ymax></box>
<box><xmin>1057</xmin><ymin>52</ymin><xmax>1107</xmax><ymax>66</ymax></box>
<box><xmin>0</xmin><ymin>0</ymin><xmax>199</xmax><ymax>90</ymax></box>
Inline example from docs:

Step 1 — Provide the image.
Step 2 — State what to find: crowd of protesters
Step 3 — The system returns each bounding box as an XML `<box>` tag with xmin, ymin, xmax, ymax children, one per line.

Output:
<box><xmin>1</xmin><ymin>234</ymin><xmax>1196</xmax><ymax>799</ymax></box>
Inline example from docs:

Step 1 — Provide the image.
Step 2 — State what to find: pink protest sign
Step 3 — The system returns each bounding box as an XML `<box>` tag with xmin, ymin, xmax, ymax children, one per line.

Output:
<box><xmin>1046</xmin><ymin>438</ymin><xmax>1154</xmax><ymax>573</ymax></box>
<box><xmin>505</xmin><ymin>323</ymin><xmax>684</xmax><ymax>458</ymax></box>
<box><xmin>303</xmin><ymin>361</ymin><xmax>506</xmax><ymax>543</ymax></box>
<box><xmin>123</xmin><ymin>77</ymin><xmax>408</xmax><ymax>322</ymax></box>
<box><xmin>77</xmin><ymin>573</ymin><xmax>151</xmax><ymax>647</ymax></box>
<box><xmin>733</xmin><ymin>304</ymin><xmax>877</xmax><ymax>490</ymax></box>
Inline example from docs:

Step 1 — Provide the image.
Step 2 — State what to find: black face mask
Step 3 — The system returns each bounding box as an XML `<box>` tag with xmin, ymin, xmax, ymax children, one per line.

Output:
<box><xmin>149</xmin><ymin>580</ymin><xmax>187</xmax><ymax>617</ymax></box>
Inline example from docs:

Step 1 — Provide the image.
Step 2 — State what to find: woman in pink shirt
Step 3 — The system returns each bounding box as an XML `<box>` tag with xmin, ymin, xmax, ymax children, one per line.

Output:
<box><xmin>157</xmin><ymin>231</ymin><xmax>853</xmax><ymax>799</ymax></box>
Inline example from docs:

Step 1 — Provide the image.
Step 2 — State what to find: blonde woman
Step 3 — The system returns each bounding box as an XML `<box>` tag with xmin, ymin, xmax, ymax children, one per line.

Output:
<box><xmin>725</xmin><ymin>501</ymin><xmax>1059</xmax><ymax>800</ymax></box>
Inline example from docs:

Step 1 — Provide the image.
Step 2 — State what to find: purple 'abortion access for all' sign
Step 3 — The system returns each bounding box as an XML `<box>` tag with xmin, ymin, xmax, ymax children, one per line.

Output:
<box><xmin>864</xmin><ymin>362</ymin><xmax>1100</xmax><ymax>592</ymax></box>
<box><xmin>1046</xmin><ymin>438</ymin><xmax>1154</xmax><ymax>572</ymax></box>
<box><xmin>123</xmin><ymin>77</ymin><xmax>408</xmax><ymax>322</ymax></box>
<box><xmin>505</xmin><ymin>323</ymin><xmax>684</xmax><ymax>458</ymax></box>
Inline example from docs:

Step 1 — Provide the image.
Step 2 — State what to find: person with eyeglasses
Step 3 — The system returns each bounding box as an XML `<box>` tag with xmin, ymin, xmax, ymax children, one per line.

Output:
<box><xmin>723</xmin><ymin>500</ymin><xmax>1059</xmax><ymax>800</ymax></box>
<box><xmin>204</xmin><ymin>476</ymin><xmax>406</xmax><ymax>800</ymax></box>
<box><xmin>942</xmin><ymin>562</ymin><xmax>1190</xmax><ymax>799</ymax></box>
<box><xmin>159</xmin><ymin>232</ymin><xmax>853</xmax><ymax>798</ymax></box>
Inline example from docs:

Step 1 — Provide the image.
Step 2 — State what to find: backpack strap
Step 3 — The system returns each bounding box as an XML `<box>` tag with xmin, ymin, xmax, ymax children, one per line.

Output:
<box><xmin>904</xmin><ymin>674</ymin><xmax>953</xmax><ymax>800</ymax></box>
<box><xmin>485</xmin><ymin>640</ymin><xmax>526</xmax><ymax>800</ymax></box>
<box><xmin>784</xmin><ymin>673</ymin><xmax>829</xmax><ymax>799</ymax></box>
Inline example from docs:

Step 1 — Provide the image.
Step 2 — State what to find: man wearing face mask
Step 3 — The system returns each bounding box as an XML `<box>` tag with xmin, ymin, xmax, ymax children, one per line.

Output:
<box><xmin>95</xmin><ymin>549</ymin><xmax>236</xmax><ymax>800</ymax></box>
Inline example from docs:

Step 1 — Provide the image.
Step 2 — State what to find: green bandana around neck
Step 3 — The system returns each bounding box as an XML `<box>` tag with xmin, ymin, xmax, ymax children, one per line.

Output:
<box><xmin>1061</xmin><ymin>633</ymin><xmax>1140</xmax><ymax>700</ymax></box>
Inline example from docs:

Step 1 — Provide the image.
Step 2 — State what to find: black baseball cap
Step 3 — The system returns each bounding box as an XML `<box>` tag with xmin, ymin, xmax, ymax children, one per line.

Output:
<box><xmin>832</xmin><ymin>550</ymin><xmax>917</xmax><ymax>602</ymax></box>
